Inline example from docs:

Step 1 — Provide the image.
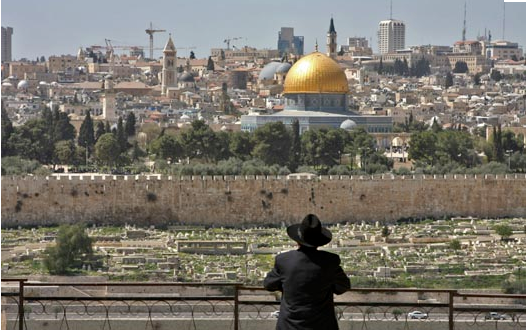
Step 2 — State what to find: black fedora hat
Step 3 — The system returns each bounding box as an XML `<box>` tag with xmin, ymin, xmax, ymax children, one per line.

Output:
<box><xmin>287</xmin><ymin>214</ymin><xmax>332</xmax><ymax>247</ymax></box>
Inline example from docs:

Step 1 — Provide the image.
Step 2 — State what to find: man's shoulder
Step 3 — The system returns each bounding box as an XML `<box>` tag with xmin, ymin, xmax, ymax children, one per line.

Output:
<box><xmin>317</xmin><ymin>250</ymin><xmax>341</xmax><ymax>261</ymax></box>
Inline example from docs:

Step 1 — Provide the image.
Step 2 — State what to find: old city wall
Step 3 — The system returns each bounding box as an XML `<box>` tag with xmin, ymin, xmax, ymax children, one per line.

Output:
<box><xmin>1</xmin><ymin>174</ymin><xmax>525</xmax><ymax>228</ymax></box>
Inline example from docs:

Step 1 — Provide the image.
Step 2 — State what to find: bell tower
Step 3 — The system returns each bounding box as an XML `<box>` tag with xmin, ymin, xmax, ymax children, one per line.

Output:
<box><xmin>161</xmin><ymin>34</ymin><xmax>177</xmax><ymax>95</ymax></box>
<box><xmin>327</xmin><ymin>17</ymin><xmax>337</xmax><ymax>58</ymax></box>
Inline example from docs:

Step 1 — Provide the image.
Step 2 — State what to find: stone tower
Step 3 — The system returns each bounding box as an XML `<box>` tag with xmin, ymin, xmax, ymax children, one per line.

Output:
<box><xmin>327</xmin><ymin>18</ymin><xmax>337</xmax><ymax>58</ymax></box>
<box><xmin>102</xmin><ymin>75</ymin><xmax>117</xmax><ymax>122</ymax></box>
<box><xmin>161</xmin><ymin>34</ymin><xmax>177</xmax><ymax>96</ymax></box>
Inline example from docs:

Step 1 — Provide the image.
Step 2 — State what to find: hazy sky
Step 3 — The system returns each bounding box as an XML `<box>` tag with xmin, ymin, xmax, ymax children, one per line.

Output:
<box><xmin>2</xmin><ymin>0</ymin><xmax>526</xmax><ymax>60</ymax></box>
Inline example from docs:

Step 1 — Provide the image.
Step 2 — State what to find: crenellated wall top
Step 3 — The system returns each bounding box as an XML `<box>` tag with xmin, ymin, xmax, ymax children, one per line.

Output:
<box><xmin>3</xmin><ymin>173</ymin><xmax>526</xmax><ymax>183</ymax></box>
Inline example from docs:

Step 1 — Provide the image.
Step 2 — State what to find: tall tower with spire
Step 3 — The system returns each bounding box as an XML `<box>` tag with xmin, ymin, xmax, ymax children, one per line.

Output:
<box><xmin>327</xmin><ymin>18</ymin><xmax>337</xmax><ymax>58</ymax></box>
<box><xmin>161</xmin><ymin>34</ymin><xmax>177</xmax><ymax>96</ymax></box>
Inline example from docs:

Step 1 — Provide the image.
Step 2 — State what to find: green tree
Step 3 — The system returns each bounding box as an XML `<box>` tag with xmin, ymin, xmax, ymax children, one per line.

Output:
<box><xmin>207</xmin><ymin>56</ymin><xmax>215</xmax><ymax>71</ymax></box>
<box><xmin>473</xmin><ymin>72</ymin><xmax>482</xmax><ymax>85</ymax></box>
<box><xmin>43</xmin><ymin>224</ymin><xmax>93</xmax><ymax>275</ymax></box>
<box><xmin>130</xmin><ymin>141</ymin><xmax>146</xmax><ymax>161</ymax></box>
<box><xmin>408</xmin><ymin>131</ymin><xmax>438</xmax><ymax>165</ymax></box>
<box><xmin>8</xmin><ymin>119</ymin><xmax>54</xmax><ymax>164</ymax></box>
<box><xmin>252</xmin><ymin>121</ymin><xmax>291</xmax><ymax>166</ymax></box>
<box><xmin>54</xmin><ymin>140</ymin><xmax>76</xmax><ymax>165</ymax></box>
<box><xmin>377</xmin><ymin>58</ymin><xmax>384</xmax><ymax>74</ymax></box>
<box><xmin>189</xmin><ymin>51</ymin><xmax>196</xmax><ymax>59</ymax></box>
<box><xmin>289</xmin><ymin>120</ymin><xmax>301</xmax><ymax>172</ymax></box>
<box><xmin>179</xmin><ymin>120</ymin><xmax>219</xmax><ymax>162</ymax></box>
<box><xmin>95</xmin><ymin>121</ymin><xmax>106</xmax><ymax>142</ymax></box>
<box><xmin>116</xmin><ymin>116</ymin><xmax>128</xmax><ymax>153</ymax></box>
<box><xmin>229</xmin><ymin>131</ymin><xmax>253</xmax><ymax>161</ymax></box>
<box><xmin>78</xmin><ymin>111</ymin><xmax>95</xmax><ymax>150</ymax></box>
<box><xmin>490</xmin><ymin>70</ymin><xmax>503</xmax><ymax>82</ymax></box>
<box><xmin>150</xmin><ymin>134</ymin><xmax>183</xmax><ymax>162</ymax></box>
<box><xmin>95</xmin><ymin>133</ymin><xmax>120</xmax><ymax>167</ymax></box>
<box><xmin>53</xmin><ymin>110</ymin><xmax>76</xmax><ymax>142</ymax></box>
<box><xmin>1</xmin><ymin>106</ymin><xmax>14</xmax><ymax>156</ymax></box>
<box><xmin>381</xmin><ymin>226</ymin><xmax>390</xmax><ymax>239</ymax></box>
<box><xmin>431</xmin><ymin>117</ymin><xmax>442</xmax><ymax>133</ymax></box>
<box><xmin>449</xmin><ymin>239</ymin><xmax>462</xmax><ymax>251</ymax></box>
<box><xmin>453</xmin><ymin>61</ymin><xmax>469</xmax><ymax>73</ymax></box>
<box><xmin>125</xmin><ymin>112</ymin><xmax>136</xmax><ymax>137</ymax></box>
<box><xmin>494</xmin><ymin>224</ymin><xmax>513</xmax><ymax>240</ymax></box>
<box><xmin>445</xmin><ymin>72</ymin><xmax>454</xmax><ymax>88</ymax></box>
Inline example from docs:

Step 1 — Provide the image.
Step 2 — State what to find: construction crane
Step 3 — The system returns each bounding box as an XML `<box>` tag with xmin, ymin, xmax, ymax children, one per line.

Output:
<box><xmin>223</xmin><ymin>37</ymin><xmax>242</xmax><ymax>50</ymax></box>
<box><xmin>145</xmin><ymin>22</ymin><xmax>166</xmax><ymax>59</ymax></box>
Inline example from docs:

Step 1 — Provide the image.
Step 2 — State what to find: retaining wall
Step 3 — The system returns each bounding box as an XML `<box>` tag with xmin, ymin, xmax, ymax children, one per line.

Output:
<box><xmin>1</xmin><ymin>174</ymin><xmax>525</xmax><ymax>228</ymax></box>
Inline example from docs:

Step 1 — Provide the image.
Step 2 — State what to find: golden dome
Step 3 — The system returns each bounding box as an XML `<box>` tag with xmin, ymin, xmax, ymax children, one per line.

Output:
<box><xmin>283</xmin><ymin>52</ymin><xmax>349</xmax><ymax>94</ymax></box>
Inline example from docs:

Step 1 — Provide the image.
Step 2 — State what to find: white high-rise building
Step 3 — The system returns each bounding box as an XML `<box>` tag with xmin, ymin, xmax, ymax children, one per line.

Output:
<box><xmin>377</xmin><ymin>20</ymin><xmax>405</xmax><ymax>54</ymax></box>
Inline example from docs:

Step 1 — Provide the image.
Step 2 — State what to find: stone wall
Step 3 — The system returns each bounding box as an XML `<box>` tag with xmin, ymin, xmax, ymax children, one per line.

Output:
<box><xmin>1</xmin><ymin>174</ymin><xmax>525</xmax><ymax>228</ymax></box>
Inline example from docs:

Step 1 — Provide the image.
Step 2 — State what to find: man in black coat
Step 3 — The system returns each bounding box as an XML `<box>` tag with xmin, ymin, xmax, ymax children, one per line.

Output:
<box><xmin>264</xmin><ymin>214</ymin><xmax>350</xmax><ymax>330</ymax></box>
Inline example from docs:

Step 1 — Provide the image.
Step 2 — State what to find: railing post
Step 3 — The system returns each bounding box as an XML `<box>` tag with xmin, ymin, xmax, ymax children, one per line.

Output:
<box><xmin>234</xmin><ymin>284</ymin><xmax>239</xmax><ymax>330</ymax></box>
<box><xmin>18</xmin><ymin>279</ymin><xmax>25</xmax><ymax>330</ymax></box>
<box><xmin>448</xmin><ymin>290</ymin><xmax>454</xmax><ymax>330</ymax></box>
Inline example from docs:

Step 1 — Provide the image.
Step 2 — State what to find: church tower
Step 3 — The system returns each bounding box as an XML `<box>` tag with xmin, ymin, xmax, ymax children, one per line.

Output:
<box><xmin>327</xmin><ymin>17</ymin><xmax>337</xmax><ymax>58</ymax></box>
<box><xmin>161</xmin><ymin>34</ymin><xmax>177</xmax><ymax>96</ymax></box>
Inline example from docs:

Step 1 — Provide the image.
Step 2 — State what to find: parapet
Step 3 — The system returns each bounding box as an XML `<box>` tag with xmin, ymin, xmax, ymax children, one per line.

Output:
<box><xmin>3</xmin><ymin>173</ymin><xmax>525</xmax><ymax>183</ymax></box>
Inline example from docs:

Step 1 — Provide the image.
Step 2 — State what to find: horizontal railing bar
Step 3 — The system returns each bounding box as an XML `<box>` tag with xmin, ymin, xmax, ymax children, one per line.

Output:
<box><xmin>455</xmin><ymin>293</ymin><xmax>526</xmax><ymax>299</ymax></box>
<box><xmin>23</xmin><ymin>296</ymin><xmax>235</xmax><ymax>301</ymax></box>
<box><xmin>0</xmin><ymin>293</ymin><xmax>19</xmax><ymax>297</ymax></box>
<box><xmin>239</xmin><ymin>286</ymin><xmax>458</xmax><ymax>293</ymax></box>
<box><xmin>21</xmin><ymin>282</ymin><xmax>242</xmax><ymax>287</ymax></box>
<box><xmin>454</xmin><ymin>307</ymin><xmax>526</xmax><ymax>312</ymax></box>
<box><xmin>237</xmin><ymin>301</ymin><xmax>450</xmax><ymax>308</ymax></box>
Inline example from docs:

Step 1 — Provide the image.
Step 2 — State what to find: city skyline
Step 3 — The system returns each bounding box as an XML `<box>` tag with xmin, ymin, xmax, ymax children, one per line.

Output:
<box><xmin>1</xmin><ymin>0</ymin><xmax>526</xmax><ymax>60</ymax></box>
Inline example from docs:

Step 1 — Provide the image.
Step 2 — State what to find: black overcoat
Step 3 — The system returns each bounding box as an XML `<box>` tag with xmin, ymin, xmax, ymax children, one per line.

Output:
<box><xmin>263</xmin><ymin>246</ymin><xmax>351</xmax><ymax>330</ymax></box>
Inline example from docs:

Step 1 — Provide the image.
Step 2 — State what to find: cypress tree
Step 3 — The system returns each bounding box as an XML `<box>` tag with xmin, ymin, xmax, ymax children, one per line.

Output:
<box><xmin>95</xmin><ymin>121</ymin><xmax>105</xmax><ymax>142</ymax></box>
<box><xmin>78</xmin><ymin>111</ymin><xmax>95</xmax><ymax>149</ymax></box>
<box><xmin>125</xmin><ymin>112</ymin><xmax>136</xmax><ymax>137</ymax></box>
<box><xmin>289</xmin><ymin>120</ymin><xmax>301</xmax><ymax>172</ymax></box>
<box><xmin>116</xmin><ymin>116</ymin><xmax>128</xmax><ymax>153</ymax></box>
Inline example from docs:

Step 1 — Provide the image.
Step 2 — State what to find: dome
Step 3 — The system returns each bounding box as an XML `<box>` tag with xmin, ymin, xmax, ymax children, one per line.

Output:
<box><xmin>283</xmin><ymin>52</ymin><xmax>349</xmax><ymax>94</ymax></box>
<box><xmin>276</xmin><ymin>62</ymin><xmax>292</xmax><ymax>74</ymax></box>
<box><xmin>340</xmin><ymin>119</ymin><xmax>357</xmax><ymax>130</ymax></box>
<box><xmin>17</xmin><ymin>80</ymin><xmax>29</xmax><ymax>89</ymax></box>
<box><xmin>179</xmin><ymin>72</ymin><xmax>194</xmax><ymax>82</ymax></box>
<box><xmin>258</xmin><ymin>62</ymin><xmax>281</xmax><ymax>80</ymax></box>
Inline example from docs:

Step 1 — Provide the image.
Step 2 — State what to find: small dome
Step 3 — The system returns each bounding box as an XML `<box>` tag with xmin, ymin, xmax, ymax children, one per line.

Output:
<box><xmin>179</xmin><ymin>72</ymin><xmax>194</xmax><ymax>82</ymax></box>
<box><xmin>258</xmin><ymin>62</ymin><xmax>281</xmax><ymax>80</ymax></box>
<box><xmin>104</xmin><ymin>74</ymin><xmax>113</xmax><ymax>80</ymax></box>
<box><xmin>2</xmin><ymin>82</ymin><xmax>13</xmax><ymax>87</ymax></box>
<box><xmin>340</xmin><ymin>119</ymin><xmax>357</xmax><ymax>130</ymax></box>
<box><xmin>180</xmin><ymin>114</ymin><xmax>190</xmax><ymax>121</ymax></box>
<box><xmin>17</xmin><ymin>80</ymin><xmax>29</xmax><ymax>89</ymax></box>
<box><xmin>276</xmin><ymin>62</ymin><xmax>292</xmax><ymax>74</ymax></box>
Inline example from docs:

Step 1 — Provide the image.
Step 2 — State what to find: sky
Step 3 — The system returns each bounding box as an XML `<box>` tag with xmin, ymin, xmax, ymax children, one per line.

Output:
<box><xmin>1</xmin><ymin>0</ymin><xmax>526</xmax><ymax>60</ymax></box>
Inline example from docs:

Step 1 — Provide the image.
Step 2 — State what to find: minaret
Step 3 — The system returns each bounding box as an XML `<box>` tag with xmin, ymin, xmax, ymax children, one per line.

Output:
<box><xmin>77</xmin><ymin>47</ymin><xmax>85</xmax><ymax>61</ymax></box>
<box><xmin>102</xmin><ymin>75</ymin><xmax>117</xmax><ymax>122</ymax></box>
<box><xmin>161</xmin><ymin>34</ymin><xmax>177</xmax><ymax>96</ymax></box>
<box><xmin>327</xmin><ymin>17</ymin><xmax>337</xmax><ymax>58</ymax></box>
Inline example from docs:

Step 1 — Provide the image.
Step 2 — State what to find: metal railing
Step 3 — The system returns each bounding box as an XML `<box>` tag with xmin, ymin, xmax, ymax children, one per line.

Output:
<box><xmin>2</xmin><ymin>278</ymin><xmax>525</xmax><ymax>330</ymax></box>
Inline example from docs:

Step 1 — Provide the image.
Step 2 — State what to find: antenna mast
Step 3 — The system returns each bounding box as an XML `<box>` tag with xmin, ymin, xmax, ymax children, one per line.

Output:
<box><xmin>390</xmin><ymin>0</ymin><xmax>392</xmax><ymax>19</ymax></box>
<box><xmin>502</xmin><ymin>3</ymin><xmax>506</xmax><ymax>40</ymax></box>
<box><xmin>462</xmin><ymin>2</ymin><xmax>466</xmax><ymax>42</ymax></box>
